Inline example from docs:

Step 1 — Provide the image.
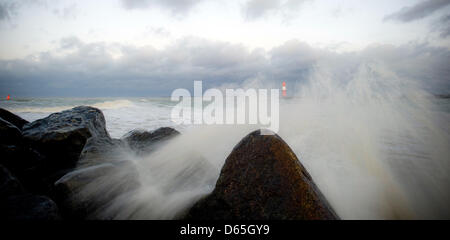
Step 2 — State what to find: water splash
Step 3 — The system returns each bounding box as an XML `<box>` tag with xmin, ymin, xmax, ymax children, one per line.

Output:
<box><xmin>6</xmin><ymin>61</ymin><xmax>448</xmax><ymax>219</ymax></box>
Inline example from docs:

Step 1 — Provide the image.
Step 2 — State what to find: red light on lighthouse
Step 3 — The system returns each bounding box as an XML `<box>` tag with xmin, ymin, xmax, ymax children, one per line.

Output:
<box><xmin>282</xmin><ymin>82</ymin><xmax>286</xmax><ymax>97</ymax></box>
<box><xmin>6</xmin><ymin>95</ymin><xmax>10</xmax><ymax>100</ymax></box>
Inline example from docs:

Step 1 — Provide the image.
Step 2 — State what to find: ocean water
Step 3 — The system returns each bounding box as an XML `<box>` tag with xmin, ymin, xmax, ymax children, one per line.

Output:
<box><xmin>0</xmin><ymin>97</ymin><xmax>183</xmax><ymax>138</ymax></box>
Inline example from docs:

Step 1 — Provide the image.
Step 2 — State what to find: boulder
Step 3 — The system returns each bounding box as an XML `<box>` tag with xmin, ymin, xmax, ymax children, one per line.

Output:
<box><xmin>0</xmin><ymin>165</ymin><xmax>25</xmax><ymax>198</ymax></box>
<box><xmin>0</xmin><ymin>144</ymin><xmax>46</xmax><ymax>193</ymax></box>
<box><xmin>122</xmin><ymin>127</ymin><xmax>180</xmax><ymax>154</ymax></box>
<box><xmin>0</xmin><ymin>165</ymin><xmax>60</xmax><ymax>220</ymax></box>
<box><xmin>0</xmin><ymin>194</ymin><xmax>61</xmax><ymax>220</ymax></box>
<box><xmin>0</xmin><ymin>108</ymin><xmax>28</xmax><ymax>129</ymax></box>
<box><xmin>22</xmin><ymin>106</ymin><xmax>110</xmax><ymax>177</ymax></box>
<box><xmin>185</xmin><ymin>129</ymin><xmax>338</xmax><ymax>220</ymax></box>
<box><xmin>0</xmin><ymin>117</ymin><xmax>48</xmax><ymax>193</ymax></box>
<box><xmin>0</xmin><ymin>118</ymin><xmax>22</xmax><ymax>145</ymax></box>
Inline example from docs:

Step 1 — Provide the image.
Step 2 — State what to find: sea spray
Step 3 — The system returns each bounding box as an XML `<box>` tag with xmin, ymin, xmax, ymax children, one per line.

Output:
<box><xmin>277</xmin><ymin>61</ymin><xmax>450</xmax><ymax>219</ymax></box>
<box><xmin>84</xmin><ymin>125</ymin><xmax>259</xmax><ymax>219</ymax></box>
<box><xmin>71</xmin><ymin>60</ymin><xmax>449</xmax><ymax>219</ymax></box>
<box><xmin>3</xmin><ymin>62</ymin><xmax>448</xmax><ymax>219</ymax></box>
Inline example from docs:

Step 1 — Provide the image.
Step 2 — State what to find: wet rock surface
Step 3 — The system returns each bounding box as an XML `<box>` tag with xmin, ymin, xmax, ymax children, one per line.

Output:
<box><xmin>0</xmin><ymin>108</ymin><xmax>29</xmax><ymax>130</ymax></box>
<box><xmin>0</xmin><ymin>117</ymin><xmax>23</xmax><ymax>145</ymax></box>
<box><xmin>22</xmin><ymin>106</ymin><xmax>110</xmax><ymax>167</ymax></box>
<box><xmin>185</xmin><ymin>130</ymin><xmax>338</xmax><ymax>220</ymax></box>
<box><xmin>19</xmin><ymin>106</ymin><xmax>111</xmax><ymax>189</ymax></box>
<box><xmin>122</xmin><ymin>127</ymin><xmax>180</xmax><ymax>155</ymax></box>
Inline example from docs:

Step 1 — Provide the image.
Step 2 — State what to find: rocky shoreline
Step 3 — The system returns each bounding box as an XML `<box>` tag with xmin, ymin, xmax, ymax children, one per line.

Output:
<box><xmin>0</xmin><ymin>106</ymin><xmax>338</xmax><ymax>220</ymax></box>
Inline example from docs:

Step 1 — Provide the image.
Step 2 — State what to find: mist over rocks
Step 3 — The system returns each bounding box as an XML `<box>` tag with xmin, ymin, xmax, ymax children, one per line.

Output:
<box><xmin>77</xmin><ymin>136</ymin><xmax>125</xmax><ymax>168</ymax></box>
<box><xmin>53</xmin><ymin>162</ymin><xmax>141</xmax><ymax>219</ymax></box>
<box><xmin>52</xmin><ymin>123</ymin><xmax>181</xmax><ymax>219</ymax></box>
<box><xmin>185</xmin><ymin>129</ymin><xmax>338</xmax><ymax>220</ymax></box>
<box><xmin>0</xmin><ymin>106</ymin><xmax>338</xmax><ymax>220</ymax></box>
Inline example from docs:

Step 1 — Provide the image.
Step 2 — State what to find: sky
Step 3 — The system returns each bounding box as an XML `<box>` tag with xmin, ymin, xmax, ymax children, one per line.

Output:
<box><xmin>0</xmin><ymin>0</ymin><xmax>449</xmax><ymax>96</ymax></box>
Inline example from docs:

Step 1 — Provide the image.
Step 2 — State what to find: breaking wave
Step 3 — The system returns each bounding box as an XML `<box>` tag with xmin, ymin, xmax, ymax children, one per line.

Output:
<box><xmin>10</xmin><ymin>99</ymin><xmax>134</xmax><ymax>113</ymax></box>
<box><xmin>74</xmin><ymin>61</ymin><xmax>450</xmax><ymax>220</ymax></box>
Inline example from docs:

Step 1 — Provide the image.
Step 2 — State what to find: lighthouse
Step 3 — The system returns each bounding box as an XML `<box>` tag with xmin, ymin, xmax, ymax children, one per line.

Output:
<box><xmin>282</xmin><ymin>82</ymin><xmax>286</xmax><ymax>97</ymax></box>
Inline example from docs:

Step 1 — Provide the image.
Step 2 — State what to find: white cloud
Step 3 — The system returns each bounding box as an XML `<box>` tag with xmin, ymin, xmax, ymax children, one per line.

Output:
<box><xmin>384</xmin><ymin>0</ymin><xmax>450</xmax><ymax>22</ymax></box>
<box><xmin>121</xmin><ymin>0</ymin><xmax>205</xmax><ymax>15</ymax></box>
<box><xmin>243</xmin><ymin>0</ymin><xmax>309</xmax><ymax>20</ymax></box>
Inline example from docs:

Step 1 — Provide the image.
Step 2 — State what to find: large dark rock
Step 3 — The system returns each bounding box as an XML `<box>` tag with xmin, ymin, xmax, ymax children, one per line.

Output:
<box><xmin>0</xmin><ymin>118</ymin><xmax>22</xmax><ymax>145</ymax></box>
<box><xmin>0</xmin><ymin>194</ymin><xmax>61</xmax><ymax>220</ymax></box>
<box><xmin>185</xmin><ymin>129</ymin><xmax>338</xmax><ymax>220</ymax></box>
<box><xmin>0</xmin><ymin>144</ymin><xmax>46</xmax><ymax>193</ymax></box>
<box><xmin>0</xmin><ymin>165</ymin><xmax>25</xmax><ymax>198</ymax></box>
<box><xmin>22</xmin><ymin>106</ymin><xmax>110</xmax><ymax>178</ymax></box>
<box><xmin>0</xmin><ymin>165</ymin><xmax>60</xmax><ymax>220</ymax></box>
<box><xmin>122</xmin><ymin>127</ymin><xmax>180</xmax><ymax>154</ymax></box>
<box><xmin>0</xmin><ymin>108</ymin><xmax>28</xmax><ymax>129</ymax></box>
<box><xmin>0</xmin><ymin>116</ymin><xmax>48</xmax><ymax>193</ymax></box>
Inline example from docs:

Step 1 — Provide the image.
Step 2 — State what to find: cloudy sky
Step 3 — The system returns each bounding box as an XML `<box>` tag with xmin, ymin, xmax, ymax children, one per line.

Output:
<box><xmin>0</xmin><ymin>0</ymin><xmax>449</xmax><ymax>96</ymax></box>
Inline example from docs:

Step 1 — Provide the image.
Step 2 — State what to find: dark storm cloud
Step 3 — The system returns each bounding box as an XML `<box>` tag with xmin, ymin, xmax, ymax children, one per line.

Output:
<box><xmin>0</xmin><ymin>37</ymin><xmax>449</xmax><ymax>97</ymax></box>
<box><xmin>0</xmin><ymin>37</ymin><xmax>268</xmax><ymax>96</ymax></box>
<box><xmin>121</xmin><ymin>0</ymin><xmax>204</xmax><ymax>14</ymax></box>
<box><xmin>384</xmin><ymin>0</ymin><xmax>450</xmax><ymax>22</ymax></box>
